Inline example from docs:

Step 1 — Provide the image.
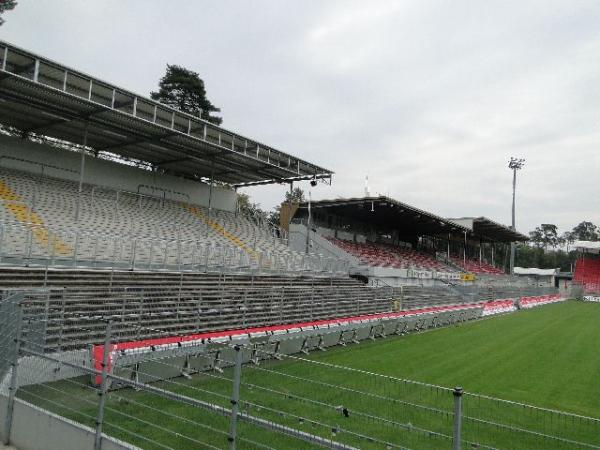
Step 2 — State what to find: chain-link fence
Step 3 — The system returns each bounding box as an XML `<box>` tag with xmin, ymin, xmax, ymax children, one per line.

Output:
<box><xmin>1</xmin><ymin>290</ymin><xmax>599</xmax><ymax>450</ymax></box>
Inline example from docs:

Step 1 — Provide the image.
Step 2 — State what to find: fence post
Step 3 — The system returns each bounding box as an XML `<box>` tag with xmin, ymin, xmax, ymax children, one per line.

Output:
<box><xmin>3</xmin><ymin>300</ymin><xmax>23</xmax><ymax>446</ymax></box>
<box><xmin>177</xmin><ymin>237</ymin><xmax>182</xmax><ymax>272</ymax></box>
<box><xmin>131</xmin><ymin>239</ymin><xmax>137</xmax><ymax>270</ymax></box>
<box><xmin>228</xmin><ymin>345</ymin><xmax>243</xmax><ymax>450</ymax></box>
<box><xmin>94</xmin><ymin>321</ymin><xmax>112</xmax><ymax>450</ymax></box>
<box><xmin>73</xmin><ymin>232</ymin><xmax>79</xmax><ymax>267</ymax></box>
<box><xmin>453</xmin><ymin>386</ymin><xmax>463</xmax><ymax>450</ymax></box>
<box><xmin>26</xmin><ymin>227</ymin><xmax>33</xmax><ymax>262</ymax></box>
<box><xmin>0</xmin><ymin>224</ymin><xmax>4</xmax><ymax>262</ymax></box>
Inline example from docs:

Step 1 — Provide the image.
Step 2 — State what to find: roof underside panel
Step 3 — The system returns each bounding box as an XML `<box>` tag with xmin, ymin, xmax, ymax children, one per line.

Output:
<box><xmin>447</xmin><ymin>217</ymin><xmax>529</xmax><ymax>242</ymax></box>
<box><xmin>0</xmin><ymin>41</ymin><xmax>333</xmax><ymax>186</ymax></box>
<box><xmin>296</xmin><ymin>197</ymin><xmax>471</xmax><ymax>236</ymax></box>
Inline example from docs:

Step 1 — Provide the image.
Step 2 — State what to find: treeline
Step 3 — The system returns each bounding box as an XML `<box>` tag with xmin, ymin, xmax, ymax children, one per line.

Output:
<box><xmin>516</xmin><ymin>221</ymin><xmax>599</xmax><ymax>272</ymax></box>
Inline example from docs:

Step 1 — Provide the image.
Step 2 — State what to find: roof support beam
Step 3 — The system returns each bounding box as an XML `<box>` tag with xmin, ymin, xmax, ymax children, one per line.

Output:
<box><xmin>0</xmin><ymin>41</ymin><xmax>333</xmax><ymax>186</ymax></box>
<box><xmin>22</xmin><ymin>98</ymin><xmax>137</xmax><ymax>134</ymax></box>
<box><xmin>156</xmin><ymin>156</ymin><xmax>191</xmax><ymax>167</ymax></box>
<box><xmin>96</xmin><ymin>130</ymin><xmax>180</xmax><ymax>152</ymax></box>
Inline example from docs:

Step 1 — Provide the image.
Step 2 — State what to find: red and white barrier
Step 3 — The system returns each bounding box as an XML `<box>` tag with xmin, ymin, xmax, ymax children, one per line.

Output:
<box><xmin>482</xmin><ymin>299</ymin><xmax>517</xmax><ymax>317</ymax></box>
<box><xmin>519</xmin><ymin>294</ymin><xmax>565</xmax><ymax>309</ymax></box>
<box><xmin>90</xmin><ymin>295</ymin><xmax>568</xmax><ymax>384</ymax></box>
<box><xmin>91</xmin><ymin>302</ymin><xmax>484</xmax><ymax>384</ymax></box>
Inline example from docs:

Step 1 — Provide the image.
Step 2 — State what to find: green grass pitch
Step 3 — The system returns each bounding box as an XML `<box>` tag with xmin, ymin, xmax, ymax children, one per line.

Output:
<box><xmin>20</xmin><ymin>300</ymin><xmax>600</xmax><ymax>449</ymax></box>
<box><xmin>307</xmin><ymin>299</ymin><xmax>600</xmax><ymax>418</ymax></box>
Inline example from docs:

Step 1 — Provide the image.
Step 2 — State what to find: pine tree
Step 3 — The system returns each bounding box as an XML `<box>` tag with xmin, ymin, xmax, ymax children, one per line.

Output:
<box><xmin>0</xmin><ymin>0</ymin><xmax>18</xmax><ymax>26</ymax></box>
<box><xmin>151</xmin><ymin>64</ymin><xmax>222</xmax><ymax>125</ymax></box>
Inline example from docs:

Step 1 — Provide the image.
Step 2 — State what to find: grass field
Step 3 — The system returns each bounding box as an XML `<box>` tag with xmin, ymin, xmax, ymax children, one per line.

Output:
<box><xmin>19</xmin><ymin>300</ymin><xmax>600</xmax><ymax>449</ymax></box>
<box><xmin>305</xmin><ymin>300</ymin><xmax>600</xmax><ymax>418</ymax></box>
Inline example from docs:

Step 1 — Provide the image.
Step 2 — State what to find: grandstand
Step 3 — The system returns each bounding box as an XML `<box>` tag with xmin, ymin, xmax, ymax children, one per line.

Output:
<box><xmin>289</xmin><ymin>197</ymin><xmax>528</xmax><ymax>286</ymax></box>
<box><xmin>449</xmin><ymin>255</ymin><xmax>504</xmax><ymax>274</ymax></box>
<box><xmin>0</xmin><ymin>162</ymin><xmax>346</xmax><ymax>274</ymax></box>
<box><xmin>573</xmin><ymin>241</ymin><xmax>600</xmax><ymax>296</ymax></box>
<box><xmin>0</xmin><ymin>39</ymin><xmax>583</xmax><ymax>450</ymax></box>
<box><xmin>325</xmin><ymin>237</ymin><xmax>452</xmax><ymax>272</ymax></box>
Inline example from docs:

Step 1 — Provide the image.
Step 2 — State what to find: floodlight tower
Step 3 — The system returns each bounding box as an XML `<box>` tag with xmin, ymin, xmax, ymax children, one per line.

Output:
<box><xmin>508</xmin><ymin>157</ymin><xmax>525</xmax><ymax>275</ymax></box>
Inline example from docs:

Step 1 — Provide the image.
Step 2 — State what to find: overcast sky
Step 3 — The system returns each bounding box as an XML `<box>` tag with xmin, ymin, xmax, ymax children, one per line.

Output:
<box><xmin>2</xmin><ymin>1</ymin><xmax>599</xmax><ymax>234</ymax></box>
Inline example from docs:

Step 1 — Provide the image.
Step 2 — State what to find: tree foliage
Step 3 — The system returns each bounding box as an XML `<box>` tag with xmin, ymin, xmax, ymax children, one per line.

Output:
<box><xmin>570</xmin><ymin>221</ymin><xmax>598</xmax><ymax>241</ymax></box>
<box><xmin>151</xmin><ymin>65</ymin><xmax>222</xmax><ymax>125</ymax></box>
<box><xmin>518</xmin><ymin>221</ymin><xmax>600</xmax><ymax>271</ymax></box>
<box><xmin>236</xmin><ymin>192</ymin><xmax>265</xmax><ymax>218</ymax></box>
<box><xmin>0</xmin><ymin>0</ymin><xmax>17</xmax><ymax>26</ymax></box>
<box><xmin>268</xmin><ymin>187</ymin><xmax>306</xmax><ymax>225</ymax></box>
<box><xmin>284</xmin><ymin>187</ymin><xmax>306</xmax><ymax>203</ymax></box>
<box><xmin>528</xmin><ymin>224</ymin><xmax>558</xmax><ymax>250</ymax></box>
<box><xmin>515</xmin><ymin>244</ymin><xmax>573</xmax><ymax>272</ymax></box>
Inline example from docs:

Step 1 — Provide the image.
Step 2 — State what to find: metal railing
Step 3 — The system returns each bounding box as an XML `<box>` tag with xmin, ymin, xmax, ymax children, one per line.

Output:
<box><xmin>1</xmin><ymin>291</ymin><xmax>598</xmax><ymax>450</ymax></box>
<box><xmin>238</xmin><ymin>207</ymin><xmax>288</xmax><ymax>246</ymax></box>
<box><xmin>0</xmin><ymin>220</ymin><xmax>349</xmax><ymax>276</ymax></box>
<box><xmin>0</xmin><ymin>155</ymin><xmax>79</xmax><ymax>179</ymax></box>
<box><xmin>137</xmin><ymin>184</ymin><xmax>191</xmax><ymax>206</ymax></box>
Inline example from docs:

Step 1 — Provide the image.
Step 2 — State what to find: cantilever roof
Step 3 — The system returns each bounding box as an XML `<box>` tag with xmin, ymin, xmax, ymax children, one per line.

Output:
<box><xmin>295</xmin><ymin>196</ymin><xmax>470</xmax><ymax>236</ymax></box>
<box><xmin>0</xmin><ymin>41</ymin><xmax>333</xmax><ymax>187</ymax></box>
<box><xmin>574</xmin><ymin>241</ymin><xmax>600</xmax><ymax>253</ymax></box>
<box><xmin>446</xmin><ymin>216</ymin><xmax>528</xmax><ymax>242</ymax></box>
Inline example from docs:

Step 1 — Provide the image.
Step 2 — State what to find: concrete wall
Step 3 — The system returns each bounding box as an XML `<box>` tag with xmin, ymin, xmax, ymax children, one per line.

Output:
<box><xmin>0</xmin><ymin>135</ymin><xmax>236</xmax><ymax>211</ymax></box>
<box><xmin>0</xmin><ymin>395</ymin><xmax>139</xmax><ymax>450</ymax></box>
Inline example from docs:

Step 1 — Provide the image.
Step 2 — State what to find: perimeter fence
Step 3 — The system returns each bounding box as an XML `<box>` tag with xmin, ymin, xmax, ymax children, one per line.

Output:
<box><xmin>1</xmin><ymin>289</ymin><xmax>599</xmax><ymax>450</ymax></box>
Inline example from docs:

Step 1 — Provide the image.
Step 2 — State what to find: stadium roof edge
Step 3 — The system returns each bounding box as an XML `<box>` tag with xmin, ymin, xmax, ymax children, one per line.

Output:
<box><xmin>446</xmin><ymin>216</ymin><xmax>529</xmax><ymax>242</ymax></box>
<box><xmin>0</xmin><ymin>40</ymin><xmax>333</xmax><ymax>187</ymax></box>
<box><xmin>574</xmin><ymin>240</ymin><xmax>600</xmax><ymax>253</ymax></box>
<box><xmin>295</xmin><ymin>196</ymin><xmax>471</xmax><ymax>235</ymax></box>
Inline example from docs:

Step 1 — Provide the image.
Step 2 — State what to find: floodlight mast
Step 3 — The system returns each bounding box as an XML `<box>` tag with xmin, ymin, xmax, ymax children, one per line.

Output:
<box><xmin>508</xmin><ymin>157</ymin><xmax>525</xmax><ymax>275</ymax></box>
<box><xmin>306</xmin><ymin>190</ymin><xmax>311</xmax><ymax>254</ymax></box>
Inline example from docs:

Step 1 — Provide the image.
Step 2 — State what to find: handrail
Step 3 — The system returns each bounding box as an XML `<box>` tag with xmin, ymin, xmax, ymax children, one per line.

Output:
<box><xmin>0</xmin><ymin>165</ymin><xmax>249</xmax><ymax>236</ymax></box>
<box><xmin>91</xmin><ymin>184</ymin><xmax>181</xmax><ymax>207</ymax></box>
<box><xmin>137</xmin><ymin>184</ymin><xmax>191</xmax><ymax>205</ymax></box>
<box><xmin>0</xmin><ymin>219</ymin><xmax>349</xmax><ymax>276</ymax></box>
<box><xmin>0</xmin><ymin>155</ymin><xmax>78</xmax><ymax>177</ymax></box>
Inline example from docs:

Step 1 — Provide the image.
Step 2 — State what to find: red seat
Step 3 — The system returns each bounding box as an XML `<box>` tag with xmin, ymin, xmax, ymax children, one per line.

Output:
<box><xmin>574</xmin><ymin>257</ymin><xmax>600</xmax><ymax>293</ymax></box>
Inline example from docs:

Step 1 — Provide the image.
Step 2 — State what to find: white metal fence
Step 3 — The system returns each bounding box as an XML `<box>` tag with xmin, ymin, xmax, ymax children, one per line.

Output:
<box><xmin>1</xmin><ymin>290</ymin><xmax>599</xmax><ymax>450</ymax></box>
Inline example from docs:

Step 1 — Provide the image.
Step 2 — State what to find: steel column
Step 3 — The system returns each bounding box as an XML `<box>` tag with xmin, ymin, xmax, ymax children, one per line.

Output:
<box><xmin>453</xmin><ymin>387</ymin><xmax>463</xmax><ymax>450</ymax></box>
<box><xmin>510</xmin><ymin>167</ymin><xmax>517</xmax><ymax>275</ymax></box>
<box><xmin>306</xmin><ymin>191</ymin><xmax>311</xmax><ymax>254</ymax></box>
<box><xmin>94</xmin><ymin>321</ymin><xmax>112</xmax><ymax>450</ymax></box>
<box><xmin>206</xmin><ymin>160</ymin><xmax>215</xmax><ymax>238</ymax></box>
<box><xmin>32</xmin><ymin>58</ymin><xmax>40</xmax><ymax>83</ymax></box>
<box><xmin>2</xmin><ymin>299</ymin><xmax>22</xmax><ymax>446</ymax></box>
<box><xmin>463</xmin><ymin>231</ymin><xmax>467</xmax><ymax>268</ymax></box>
<box><xmin>75</xmin><ymin>123</ymin><xmax>89</xmax><ymax>222</ymax></box>
<box><xmin>228</xmin><ymin>345</ymin><xmax>243</xmax><ymax>450</ymax></box>
<box><xmin>479</xmin><ymin>239</ymin><xmax>483</xmax><ymax>265</ymax></box>
<box><xmin>1</xmin><ymin>46</ymin><xmax>7</xmax><ymax>71</ymax></box>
